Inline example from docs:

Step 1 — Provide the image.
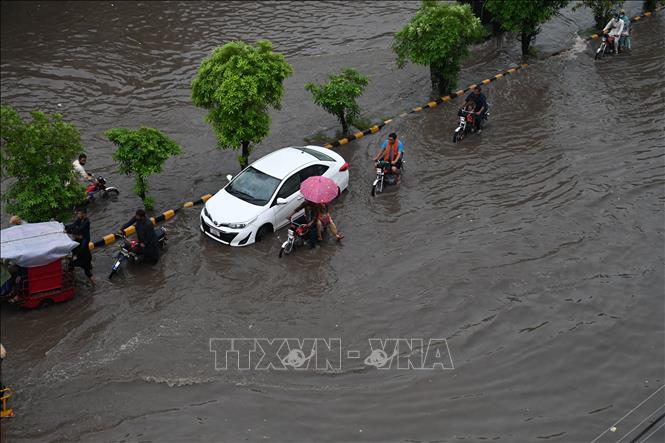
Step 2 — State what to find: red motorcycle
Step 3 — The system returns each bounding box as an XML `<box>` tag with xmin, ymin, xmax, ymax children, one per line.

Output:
<box><xmin>595</xmin><ymin>33</ymin><xmax>617</xmax><ymax>60</ymax></box>
<box><xmin>108</xmin><ymin>228</ymin><xmax>167</xmax><ymax>278</ymax></box>
<box><xmin>85</xmin><ymin>176</ymin><xmax>119</xmax><ymax>201</ymax></box>
<box><xmin>279</xmin><ymin>221</ymin><xmax>312</xmax><ymax>258</ymax></box>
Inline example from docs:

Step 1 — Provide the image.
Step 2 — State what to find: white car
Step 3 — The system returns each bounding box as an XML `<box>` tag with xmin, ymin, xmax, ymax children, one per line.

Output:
<box><xmin>200</xmin><ymin>145</ymin><xmax>349</xmax><ymax>246</ymax></box>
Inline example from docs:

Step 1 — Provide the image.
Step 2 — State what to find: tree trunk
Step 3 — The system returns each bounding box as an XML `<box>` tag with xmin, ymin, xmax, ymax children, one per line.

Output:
<box><xmin>521</xmin><ymin>31</ymin><xmax>533</xmax><ymax>56</ymax></box>
<box><xmin>137</xmin><ymin>176</ymin><xmax>147</xmax><ymax>200</ymax></box>
<box><xmin>429</xmin><ymin>65</ymin><xmax>450</xmax><ymax>97</ymax></box>
<box><xmin>240</xmin><ymin>140</ymin><xmax>250</xmax><ymax>170</ymax></box>
<box><xmin>644</xmin><ymin>0</ymin><xmax>656</xmax><ymax>12</ymax></box>
<box><xmin>460</xmin><ymin>0</ymin><xmax>498</xmax><ymax>32</ymax></box>
<box><xmin>339</xmin><ymin>114</ymin><xmax>349</xmax><ymax>135</ymax></box>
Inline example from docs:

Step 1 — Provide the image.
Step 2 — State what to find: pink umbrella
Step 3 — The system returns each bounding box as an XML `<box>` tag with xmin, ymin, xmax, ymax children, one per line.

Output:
<box><xmin>299</xmin><ymin>176</ymin><xmax>338</xmax><ymax>204</ymax></box>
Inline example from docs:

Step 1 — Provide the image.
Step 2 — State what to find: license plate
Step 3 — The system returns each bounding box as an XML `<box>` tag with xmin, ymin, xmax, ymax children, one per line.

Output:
<box><xmin>209</xmin><ymin>227</ymin><xmax>220</xmax><ymax>236</ymax></box>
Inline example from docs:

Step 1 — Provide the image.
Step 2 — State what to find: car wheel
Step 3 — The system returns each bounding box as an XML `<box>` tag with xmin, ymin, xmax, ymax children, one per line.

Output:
<box><xmin>255</xmin><ymin>224</ymin><xmax>273</xmax><ymax>242</ymax></box>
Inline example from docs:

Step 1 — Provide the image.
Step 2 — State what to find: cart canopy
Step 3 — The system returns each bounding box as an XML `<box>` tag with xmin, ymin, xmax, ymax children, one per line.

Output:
<box><xmin>0</xmin><ymin>221</ymin><xmax>79</xmax><ymax>267</ymax></box>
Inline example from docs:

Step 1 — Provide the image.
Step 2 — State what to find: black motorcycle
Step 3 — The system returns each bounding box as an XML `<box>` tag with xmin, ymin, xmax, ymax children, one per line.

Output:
<box><xmin>109</xmin><ymin>228</ymin><xmax>167</xmax><ymax>278</ymax></box>
<box><xmin>371</xmin><ymin>160</ymin><xmax>403</xmax><ymax>196</ymax></box>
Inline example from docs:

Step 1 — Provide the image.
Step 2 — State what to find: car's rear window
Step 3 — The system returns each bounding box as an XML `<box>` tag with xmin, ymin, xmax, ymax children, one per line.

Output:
<box><xmin>300</xmin><ymin>147</ymin><xmax>335</xmax><ymax>162</ymax></box>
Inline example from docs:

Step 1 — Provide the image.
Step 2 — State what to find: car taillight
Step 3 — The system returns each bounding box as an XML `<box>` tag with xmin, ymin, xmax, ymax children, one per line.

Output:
<box><xmin>339</xmin><ymin>162</ymin><xmax>349</xmax><ymax>172</ymax></box>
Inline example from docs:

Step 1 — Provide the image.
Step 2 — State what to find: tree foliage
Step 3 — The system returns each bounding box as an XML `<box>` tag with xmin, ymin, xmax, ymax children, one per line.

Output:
<box><xmin>573</xmin><ymin>0</ymin><xmax>624</xmax><ymax>29</ymax></box>
<box><xmin>106</xmin><ymin>127</ymin><xmax>182</xmax><ymax>210</ymax></box>
<box><xmin>393</xmin><ymin>1</ymin><xmax>486</xmax><ymax>96</ymax></box>
<box><xmin>485</xmin><ymin>0</ymin><xmax>570</xmax><ymax>55</ymax></box>
<box><xmin>305</xmin><ymin>68</ymin><xmax>369</xmax><ymax>135</ymax></box>
<box><xmin>0</xmin><ymin>105</ymin><xmax>85</xmax><ymax>222</ymax></box>
<box><xmin>191</xmin><ymin>40</ymin><xmax>293</xmax><ymax>169</ymax></box>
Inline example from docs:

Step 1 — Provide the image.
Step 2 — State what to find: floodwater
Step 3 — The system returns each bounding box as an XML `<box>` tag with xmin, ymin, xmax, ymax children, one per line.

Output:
<box><xmin>1</xmin><ymin>1</ymin><xmax>664</xmax><ymax>442</ymax></box>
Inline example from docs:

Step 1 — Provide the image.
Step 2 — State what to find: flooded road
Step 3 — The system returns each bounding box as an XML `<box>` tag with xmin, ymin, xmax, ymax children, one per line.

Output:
<box><xmin>1</xmin><ymin>1</ymin><xmax>664</xmax><ymax>442</ymax></box>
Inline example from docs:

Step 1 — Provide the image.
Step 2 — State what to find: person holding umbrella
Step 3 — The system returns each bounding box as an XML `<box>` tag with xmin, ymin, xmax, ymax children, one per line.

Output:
<box><xmin>289</xmin><ymin>176</ymin><xmax>344</xmax><ymax>247</ymax></box>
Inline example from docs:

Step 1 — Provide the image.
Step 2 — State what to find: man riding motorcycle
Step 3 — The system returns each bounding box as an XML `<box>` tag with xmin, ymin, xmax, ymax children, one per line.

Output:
<box><xmin>603</xmin><ymin>11</ymin><xmax>625</xmax><ymax>54</ymax></box>
<box><xmin>461</xmin><ymin>85</ymin><xmax>488</xmax><ymax>132</ymax></box>
<box><xmin>119</xmin><ymin>209</ymin><xmax>160</xmax><ymax>264</ymax></box>
<box><xmin>372</xmin><ymin>132</ymin><xmax>404</xmax><ymax>185</ymax></box>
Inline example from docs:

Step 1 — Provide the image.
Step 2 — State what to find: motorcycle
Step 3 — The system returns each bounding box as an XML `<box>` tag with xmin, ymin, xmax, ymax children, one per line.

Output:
<box><xmin>108</xmin><ymin>227</ymin><xmax>167</xmax><ymax>278</ymax></box>
<box><xmin>86</xmin><ymin>176</ymin><xmax>119</xmax><ymax>201</ymax></box>
<box><xmin>371</xmin><ymin>160</ymin><xmax>403</xmax><ymax>196</ymax></box>
<box><xmin>595</xmin><ymin>33</ymin><xmax>617</xmax><ymax>60</ymax></box>
<box><xmin>278</xmin><ymin>221</ymin><xmax>312</xmax><ymax>258</ymax></box>
<box><xmin>453</xmin><ymin>108</ymin><xmax>489</xmax><ymax>143</ymax></box>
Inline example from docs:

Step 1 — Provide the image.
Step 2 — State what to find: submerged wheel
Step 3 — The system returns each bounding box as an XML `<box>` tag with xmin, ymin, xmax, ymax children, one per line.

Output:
<box><xmin>371</xmin><ymin>184</ymin><xmax>377</xmax><ymax>196</ymax></box>
<box><xmin>452</xmin><ymin>132</ymin><xmax>459</xmax><ymax>143</ymax></box>
<box><xmin>255</xmin><ymin>224</ymin><xmax>272</xmax><ymax>242</ymax></box>
<box><xmin>39</xmin><ymin>298</ymin><xmax>55</xmax><ymax>309</ymax></box>
<box><xmin>279</xmin><ymin>242</ymin><xmax>294</xmax><ymax>258</ymax></box>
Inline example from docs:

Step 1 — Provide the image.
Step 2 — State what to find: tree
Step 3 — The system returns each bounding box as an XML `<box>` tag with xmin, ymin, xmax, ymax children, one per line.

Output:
<box><xmin>191</xmin><ymin>40</ymin><xmax>293</xmax><ymax>169</ymax></box>
<box><xmin>0</xmin><ymin>105</ymin><xmax>85</xmax><ymax>222</ymax></box>
<box><xmin>393</xmin><ymin>1</ymin><xmax>486</xmax><ymax>96</ymax></box>
<box><xmin>573</xmin><ymin>0</ymin><xmax>624</xmax><ymax>29</ymax></box>
<box><xmin>459</xmin><ymin>0</ymin><xmax>500</xmax><ymax>32</ymax></box>
<box><xmin>485</xmin><ymin>0</ymin><xmax>570</xmax><ymax>56</ymax></box>
<box><xmin>305</xmin><ymin>68</ymin><xmax>369</xmax><ymax>135</ymax></box>
<box><xmin>106</xmin><ymin>127</ymin><xmax>182</xmax><ymax>210</ymax></box>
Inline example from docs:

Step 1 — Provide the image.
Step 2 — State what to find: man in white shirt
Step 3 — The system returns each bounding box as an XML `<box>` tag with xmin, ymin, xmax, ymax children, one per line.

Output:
<box><xmin>603</xmin><ymin>11</ymin><xmax>625</xmax><ymax>54</ymax></box>
<box><xmin>73</xmin><ymin>153</ymin><xmax>94</xmax><ymax>183</ymax></box>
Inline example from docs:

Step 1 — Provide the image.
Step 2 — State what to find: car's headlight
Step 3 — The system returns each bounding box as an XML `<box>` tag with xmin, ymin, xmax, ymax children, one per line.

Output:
<box><xmin>203</xmin><ymin>207</ymin><xmax>211</xmax><ymax>220</ymax></box>
<box><xmin>221</xmin><ymin>222</ymin><xmax>246</xmax><ymax>229</ymax></box>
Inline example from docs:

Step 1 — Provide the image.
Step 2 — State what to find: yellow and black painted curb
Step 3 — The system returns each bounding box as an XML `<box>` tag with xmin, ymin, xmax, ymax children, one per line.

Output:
<box><xmin>87</xmin><ymin>6</ymin><xmax>662</xmax><ymax>251</ymax></box>
<box><xmin>88</xmin><ymin>194</ymin><xmax>212</xmax><ymax>250</ymax></box>
<box><xmin>322</xmin><ymin>63</ymin><xmax>529</xmax><ymax>149</ymax></box>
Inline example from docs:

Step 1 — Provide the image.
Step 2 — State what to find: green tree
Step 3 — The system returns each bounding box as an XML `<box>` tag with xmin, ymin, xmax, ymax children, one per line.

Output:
<box><xmin>191</xmin><ymin>40</ymin><xmax>293</xmax><ymax>169</ymax></box>
<box><xmin>393</xmin><ymin>1</ymin><xmax>486</xmax><ymax>96</ymax></box>
<box><xmin>305</xmin><ymin>68</ymin><xmax>369</xmax><ymax>135</ymax></box>
<box><xmin>485</xmin><ymin>0</ymin><xmax>570</xmax><ymax>56</ymax></box>
<box><xmin>106</xmin><ymin>127</ymin><xmax>182</xmax><ymax>210</ymax></box>
<box><xmin>0</xmin><ymin>105</ymin><xmax>85</xmax><ymax>222</ymax></box>
<box><xmin>573</xmin><ymin>0</ymin><xmax>624</xmax><ymax>29</ymax></box>
<box><xmin>643</xmin><ymin>0</ymin><xmax>665</xmax><ymax>11</ymax></box>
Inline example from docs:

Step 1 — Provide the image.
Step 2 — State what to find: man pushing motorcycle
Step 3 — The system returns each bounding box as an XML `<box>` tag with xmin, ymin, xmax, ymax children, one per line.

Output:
<box><xmin>372</xmin><ymin>132</ymin><xmax>404</xmax><ymax>185</ymax></box>
<box><xmin>118</xmin><ymin>209</ymin><xmax>160</xmax><ymax>264</ymax></box>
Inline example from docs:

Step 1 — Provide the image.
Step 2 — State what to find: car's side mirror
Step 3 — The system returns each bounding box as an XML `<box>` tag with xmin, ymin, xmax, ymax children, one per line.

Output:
<box><xmin>275</xmin><ymin>198</ymin><xmax>288</xmax><ymax>205</ymax></box>
<box><xmin>226</xmin><ymin>174</ymin><xmax>233</xmax><ymax>182</ymax></box>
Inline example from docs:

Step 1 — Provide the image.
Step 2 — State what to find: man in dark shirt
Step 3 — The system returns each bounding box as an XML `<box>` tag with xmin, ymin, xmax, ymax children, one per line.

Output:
<box><xmin>462</xmin><ymin>85</ymin><xmax>488</xmax><ymax>131</ymax></box>
<box><xmin>120</xmin><ymin>209</ymin><xmax>159</xmax><ymax>264</ymax></box>
<box><xmin>66</xmin><ymin>207</ymin><xmax>95</xmax><ymax>285</ymax></box>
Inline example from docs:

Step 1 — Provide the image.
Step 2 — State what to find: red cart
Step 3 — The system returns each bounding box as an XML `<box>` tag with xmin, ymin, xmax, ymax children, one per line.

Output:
<box><xmin>1</xmin><ymin>221</ymin><xmax>79</xmax><ymax>309</ymax></box>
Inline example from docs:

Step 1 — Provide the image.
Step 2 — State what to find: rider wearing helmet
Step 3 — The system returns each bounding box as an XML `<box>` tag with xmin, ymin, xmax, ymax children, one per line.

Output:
<box><xmin>603</xmin><ymin>10</ymin><xmax>625</xmax><ymax>54</ymax></box>
<box><xmin>618</xmin><ymin>9</ymin><xmax>631</xmax><ymax>51</ymax></box>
